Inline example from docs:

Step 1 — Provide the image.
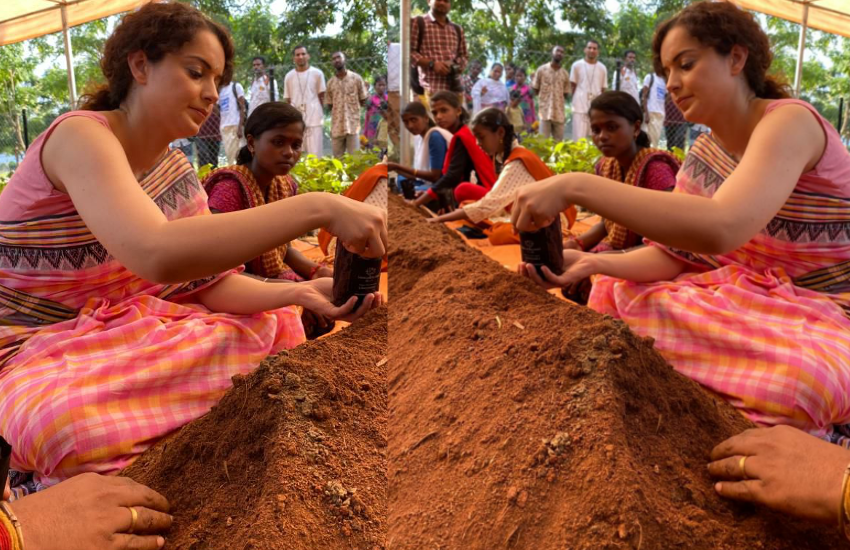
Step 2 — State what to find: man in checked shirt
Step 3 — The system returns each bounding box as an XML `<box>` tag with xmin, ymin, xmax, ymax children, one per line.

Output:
<box><xmin>410</xmin><ymin>0</ymin><xmax>468</xmax><ymax>109</ymax></box>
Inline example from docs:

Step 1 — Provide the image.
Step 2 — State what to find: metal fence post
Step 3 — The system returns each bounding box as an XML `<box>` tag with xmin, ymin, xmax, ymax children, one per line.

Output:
<box><xmin>22</xmin><ymin>109</ymin><xmax>29</xmax><ymax>151</ymax></box>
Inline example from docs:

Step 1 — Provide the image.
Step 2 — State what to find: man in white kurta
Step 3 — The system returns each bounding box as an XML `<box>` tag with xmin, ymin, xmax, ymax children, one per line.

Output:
<box><xmin>569</xmin><ymin>40</ymin><xmax>607</xmax><ymax>141</ymax></box>
<box><xmin>283</xmin><ymin>46</ymin><xmax>327</xmax><ymax>156</ymax></box>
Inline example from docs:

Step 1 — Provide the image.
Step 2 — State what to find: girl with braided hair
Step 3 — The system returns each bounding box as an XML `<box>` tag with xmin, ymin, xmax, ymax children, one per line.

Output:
<box><xmin>429</xmin><ymin>108</ymin><xmax>574</xmax><ymax>226</ymax></box>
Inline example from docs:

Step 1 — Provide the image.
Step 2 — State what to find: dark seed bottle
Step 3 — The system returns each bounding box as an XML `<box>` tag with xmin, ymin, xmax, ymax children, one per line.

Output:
<box><xmin>400</xmin><ymin>179</ymin><xmax>416</xmax><ymax>200</ymax></box>
<box><xmin>332</xmin><ymin>239</ymin><xmax>382</xmax><ymax>308</ymax></box>
<box><xmin>519</xmin><ymin>216</ymin><xmax>564</xmax><ymax>278</ymax></box>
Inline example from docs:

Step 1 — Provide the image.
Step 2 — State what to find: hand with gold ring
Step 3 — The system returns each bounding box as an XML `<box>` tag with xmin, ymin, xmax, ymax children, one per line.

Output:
<box><xmin>8</xmin><ymin>472</ymin><xmax>172</xmax><ymax>550</ymax></box>
<box><xmin>708</xmin><ymin>425</ymin><xmax>850</xmax><ymax>524</ymax></box>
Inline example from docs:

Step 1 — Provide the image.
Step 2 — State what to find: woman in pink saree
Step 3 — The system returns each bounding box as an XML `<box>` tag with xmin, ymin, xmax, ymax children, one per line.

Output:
<box><xmin>0</xmin><ymin>2</ymin><xmax>385</xmax><ymax>493</ymax></box>
<box><xmin>513</xmin><ymin>3</ymin><xmax>850</xmax><ymax>445</ymax></box>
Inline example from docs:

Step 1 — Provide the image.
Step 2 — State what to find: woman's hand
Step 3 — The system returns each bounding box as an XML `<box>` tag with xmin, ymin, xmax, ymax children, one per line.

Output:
<box><xmin>324</xmin><ymin>196</ymin><xmax>387</xmax><ymax>259</ymax></box>
<box><xmin>518</xmin><ymin>249</ymin><xmax>598</xmax><ymax>291</ymax></box>
<box><xmin>709</xmin><ymin>425</ymin><xmax>850</xmax><ymax>524</ymax></box>
<box><xmin>11</xmin><ymin>472</ymin><xmax>172</xmax><ymax>550</ymax></box>
<box><xmin>295</xmin><ymin>277</ymin><xmax>383</xmax><ymax>323</ymax></box>
<box><xmin>510</xmin><ymin>175</ymin><xmax>572</xmax><ymax>233</ymax></box>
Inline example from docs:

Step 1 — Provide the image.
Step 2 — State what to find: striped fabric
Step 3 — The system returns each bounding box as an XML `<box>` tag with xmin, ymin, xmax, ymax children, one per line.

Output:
<box><xmin>0</xmin><ymin>124</ymin><xmax>305</xmax><ymax>486</ymax></box>
<box><xmin>589</xmin><ymin>102</ymin><xmax>850</xmax><ymax>445</ymax></box>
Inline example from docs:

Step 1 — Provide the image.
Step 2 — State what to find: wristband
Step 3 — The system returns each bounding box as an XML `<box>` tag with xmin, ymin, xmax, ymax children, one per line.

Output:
<box><xmin>0</xmin><ymin>503</ymin><xmax>23</xmax><ymax>550</ymax></box>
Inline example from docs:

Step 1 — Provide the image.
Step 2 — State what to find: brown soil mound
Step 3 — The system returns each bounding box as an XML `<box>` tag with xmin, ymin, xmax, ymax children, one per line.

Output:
<box><xmin>387</xmin><ymin>194</ymin><xmax>845</xmax><ymax>550</ymax></box>
<box><xmin>124</xmin><ymin>307</ymin><xmax>387</xmax><ymax>550</ymax></box>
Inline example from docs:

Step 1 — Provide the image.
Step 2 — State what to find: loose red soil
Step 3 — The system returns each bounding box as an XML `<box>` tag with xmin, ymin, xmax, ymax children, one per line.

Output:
<box><xmin>124</xmin><ymin>307</ymin><xmax>387</xmax><ymax>550</ymax></box>
<box><xmin>387</xmin><ymin>194</ymin><xmax>846</xmax><ymax>550</ymax></box>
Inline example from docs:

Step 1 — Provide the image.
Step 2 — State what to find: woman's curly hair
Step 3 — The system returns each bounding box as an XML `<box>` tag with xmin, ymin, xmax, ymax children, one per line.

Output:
<box><xmin>80</xmin><ymin>2</ymin><xmax>234</xmax><ymax>111</ymax></box>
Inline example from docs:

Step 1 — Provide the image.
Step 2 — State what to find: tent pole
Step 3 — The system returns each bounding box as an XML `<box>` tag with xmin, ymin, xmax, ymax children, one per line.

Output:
<box><xmin>400</xmin><ymin>0</ymin><xmax>412</xmax><ymax>166</ymax></box>
<box><xmin>793</xmin><ymin>2</ymin><xmax>809</xmax><ymax>98</ymax></box>
<box><xmin>61</xmin><ymin>5</ymin><xmax>78</xmax><ymax>107</ymax></box>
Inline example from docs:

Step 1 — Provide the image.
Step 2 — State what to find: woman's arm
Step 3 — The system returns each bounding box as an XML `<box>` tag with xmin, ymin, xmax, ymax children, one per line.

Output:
<box><xmin>387</xmin><ymin>162</ymin><xmax>442</xmax><ymax>183</ymax></box>
<box><xmin>429</xmin><ymin>208</ymin><xmax>469</xmax><ymax>223</ymax></box>
<box><xmin>521</xmin><ymin>245</ymin><xmax>689</xmax><ymax>290</ymax></box>
<box><xmin>461</xmin><ymin>160</ymin><xmax>533</xmax><ymax>223</ymax></box>
<box><xmin>512</xmin><ymin>105</ymin><xmax>826</xmax><ymax>255</ymax></box>
<box><xmin>42</xmin><ymin>117</ymin><xmax>387</xmax><ymax>284</ymax></box>
<box><xmin>195</xmin><ymin>272</ymin><xmax>379</xmax><ymax>320</ymax></box>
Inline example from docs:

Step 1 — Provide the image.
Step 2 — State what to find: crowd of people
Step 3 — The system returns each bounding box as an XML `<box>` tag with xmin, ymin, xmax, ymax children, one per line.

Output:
<box><xmin>174</xmin><ymin>48</ymin><xmax>390</xmax><ymax>165</ymax></box>
<box><xmin>406</xmin><ymin>0</ymin><xmax>704</xmax><ymax>151</ymax></box>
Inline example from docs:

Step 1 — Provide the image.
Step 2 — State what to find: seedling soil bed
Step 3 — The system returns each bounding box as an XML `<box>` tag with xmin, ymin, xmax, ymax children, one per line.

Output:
<box><xmin>125</xmin><ymin>307</ymin><xmax>388</xmax><ymax>550</ymax></box>
<box><xmin>387</xmin><ymin>194</ymin><xmax>843</xmax><ymax>550</ymax></box>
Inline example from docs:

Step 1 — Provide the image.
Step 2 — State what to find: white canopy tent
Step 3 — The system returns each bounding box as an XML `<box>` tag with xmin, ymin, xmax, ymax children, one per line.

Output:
<box><xmin>0</xmin><ymin>0</ymin><xmax>149</xmax><ymax>105</ymax></box>
<box><xmin>725</xmin><ymin>1</ymin><xmax>850</xmax><ymax>96</ymax></box>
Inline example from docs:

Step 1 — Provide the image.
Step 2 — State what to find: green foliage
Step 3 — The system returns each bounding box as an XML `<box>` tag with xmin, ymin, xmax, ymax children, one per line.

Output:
<box><xmin>670</xmin><ymin>146</ymin><xmax>685</xmax><ymax>163</ymax></box>
<box><xmin>290</xmin><ymin>149</ymin><xmax>382</xmax><ymax>194</ymax></box>
<box><xmin>520</xmin><ymin>133</ymin><xmax>600</xmax><ymax>174</ymax></box>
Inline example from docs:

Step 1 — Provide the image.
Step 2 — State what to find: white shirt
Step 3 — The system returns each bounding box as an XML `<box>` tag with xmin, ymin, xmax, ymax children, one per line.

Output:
<box><xmin>471</xmin><ymin>77</ymin><xmax>509</xmax><ymax>114</ymax></box>
<box><xmin>642</xmin><ymin>74</ymin><xmax>666</xmax><ymax>115</ymax></box>
<box><xmin>248</xmin><ymin>75</ymin><xmax>272</xmax><ymax>117</ymax></box>
<box><xmin>617</xmin><ymin>67</ymin><xmax>640</xmax><ymax>105</ymax></box>
<box><xmin>283</xmin><ymin>67</ymin><xmax>327</xmax><ymax>127</ymax></box>
<box><xmin>569</xmin><ymin>59</ymin><xmax>607</xmax><ymax>114</ymax></box>
<box><xmin>218</xmin><ymin>82</ymin><xmax>245</xmax><ymax>129</ymax></box>
<box><xmin>388</xmin><ymin>43</ymin><xmax>401</xmax><ymax>92</ymax></box>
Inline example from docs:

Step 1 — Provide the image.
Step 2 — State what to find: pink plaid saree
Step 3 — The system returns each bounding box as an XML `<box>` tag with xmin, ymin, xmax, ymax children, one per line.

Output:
<box><xmin>590</xmin><ymin>100</ymin><xmax>850</xmax><ymax>446</ymax></box>
<box><xmin>0</xmin><ymin>118</ymin><xmax>305</xmax><ymax>487</ymax></box>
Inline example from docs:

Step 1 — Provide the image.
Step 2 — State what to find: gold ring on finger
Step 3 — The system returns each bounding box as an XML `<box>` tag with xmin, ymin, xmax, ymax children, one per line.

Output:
<box><xmin>127</xmin><ymin>506</ymin><xmax>138</xmax><ymax>534</ymax></box>
<box><xmin>739</xmin><ymin>455</ymin><xmax>749</xmax><ymax>480</ymax></box>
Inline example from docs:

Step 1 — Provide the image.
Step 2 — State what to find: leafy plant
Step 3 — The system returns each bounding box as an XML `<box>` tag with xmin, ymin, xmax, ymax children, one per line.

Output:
<box><xmin>519</xmin><ymin>133</ymin><xmax>601</xmax><ymax>175</ymax></box>
<box><xmin>290</xmin><ymin>149</ymin><xmax>382</xmax><ymax>194</ymax></box>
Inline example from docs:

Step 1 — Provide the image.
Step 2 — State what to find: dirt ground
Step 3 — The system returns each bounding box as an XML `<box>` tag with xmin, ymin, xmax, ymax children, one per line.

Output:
<box><xmin>124</xmin><ymin>307</ymin><xmax>388</xmax><ymax>550</ymax></box>
<box><xmin>387</xmin><ymin>194</ymin><xmax>846</xmax><ymax>550</ymax></box>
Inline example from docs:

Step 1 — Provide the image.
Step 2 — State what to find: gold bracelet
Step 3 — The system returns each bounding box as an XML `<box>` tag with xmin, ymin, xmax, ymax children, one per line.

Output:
<box><xmin>839</xmin><ymin>462</ymin><xmax>850</xmax><ymax>540</ymax></box>
<box><xmin>0</xmin><ymin>502</ymin><xmax>24</xmax><ymax>550</ymax></box>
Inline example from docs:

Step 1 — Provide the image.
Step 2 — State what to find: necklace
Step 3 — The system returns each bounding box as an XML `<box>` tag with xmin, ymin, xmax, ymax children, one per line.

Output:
<box><xmin>584</xmin><ymin>61</ymin><xmax>599</xmax><ymax>103</ymax></box>
<box><xmin>295</xmin><ymin>67</ymin><xmax>310</xmax><ymax>115</ymax></box>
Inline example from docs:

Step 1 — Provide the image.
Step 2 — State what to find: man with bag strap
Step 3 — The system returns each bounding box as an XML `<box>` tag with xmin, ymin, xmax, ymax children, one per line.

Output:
<box><xmin>409</xmin><ymin>0</ymin><xmax>468</xmax><ymax>108</ymax></box>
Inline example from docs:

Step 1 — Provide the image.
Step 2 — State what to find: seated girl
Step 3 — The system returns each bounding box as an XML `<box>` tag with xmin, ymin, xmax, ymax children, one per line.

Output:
<box><xmin>514</xmin><ymin>2</ymin><xmax>850</xmax><ymax>447</ymax></box>
<box><xmin>409</xmin><ymin>91</ymin><xmax>496</xmax><ymax>210</ymax></box>
<box><xmin>387</xmin><ymin>101</ymin><xmax>452</xmax><ymax>194</ymax></box>
<box><xmin>0</xmin><ymin>2</ymin><xmax>385</xmax><ymax>492</ymax></box>
<box><xmin>567</xmin><ymin>91</ymin><xmax>680</xmax><ymax>254</ymax></box>
<box><xmin>203</xmin><ymin>102</ymin><xmax>337</xmax><ymax>337</ymax></box>
<box><xmin>427</xmin><ymin>107</ymin><xmax>574</xmax><ymax>229</ymax></box>
<box><xmin>204</xmin><ymin>102</ymin><xmax>332</xmax><ymax>282</ymax></box>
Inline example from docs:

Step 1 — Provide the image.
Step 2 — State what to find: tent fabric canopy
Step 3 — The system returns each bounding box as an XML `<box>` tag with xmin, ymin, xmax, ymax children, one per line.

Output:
<box><xmin>0</xmin><ymin>0</ymin><xmax>147</xmax><ymax>47</ymax></box>
<box><xmin>725</xmin><ymin>0</ymin><xmax>850</xmax><ymax>39</ymax></box>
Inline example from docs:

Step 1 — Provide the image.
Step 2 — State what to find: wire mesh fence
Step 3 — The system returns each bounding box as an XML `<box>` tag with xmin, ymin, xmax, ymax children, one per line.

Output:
<box><xmin>178</xmin><ymin>55</ymin><xmax>387</xmax><ymax>168</ymax></box>
<box><xmin>0</xmin><ymin>55</ymin><xmax>386</xmax><ymax>176</ymax></box>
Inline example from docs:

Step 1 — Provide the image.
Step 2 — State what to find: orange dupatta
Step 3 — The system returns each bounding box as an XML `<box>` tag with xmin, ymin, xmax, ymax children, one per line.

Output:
<box><xmin>317</xmin><ymin>164</ymin><xmax>388</xmax><ymax>269</ymax></box>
